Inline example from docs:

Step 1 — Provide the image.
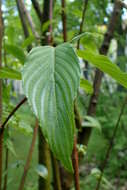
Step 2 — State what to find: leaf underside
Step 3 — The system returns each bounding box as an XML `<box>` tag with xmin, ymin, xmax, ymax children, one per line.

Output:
<box><xmin>22</xmin><ymin>43</ymin><xmax>80</xmax><ymax>171</ymax></box>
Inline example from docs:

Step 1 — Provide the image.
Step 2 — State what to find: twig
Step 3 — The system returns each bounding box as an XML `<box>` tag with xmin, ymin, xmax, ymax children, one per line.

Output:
<box><xmin>61</xmin><ymin>0</ymin><xmax>67</xmax><ymax>42</ymax></box>
<box><xmin>18</xmin><ymin>120</ymin><xmax>38</xmax><ymax>190</ymax></box>
<box><xmin>95</xmin><ymin>96</ymin><xmax>127</xmax><ymax>190</ymax></box>
<box><xmin>77</xmin><ymin>0</ymin><xmax>88</xmax><ymax>49</ymax></box>
<box><xmin>72</xmin><ymin>136</ymin><xmax>80</xmax><ymax>190</ymax></box>
<box><xmin>18</xmin><ymin>0</ymin><xmax>40</xmax><ymax>40</ymax></box>
<box><xmin>79</xmin><ymin>0</ymin><xmax>123</xmax><ymax>145</ymax></box>
<box><xmin>48</xmin><ymin>0</ymin><xmax>53</xmax><ymax>44</ymax></box>
<box><xmin>0</xmin><ymin>97</ymin><xmax>27</xmax><ymax>135</ymax></box>
<box><xmin>31</xmin><ymin>0</ymin><xmax>42</xmax><ymax>22</ymax></box>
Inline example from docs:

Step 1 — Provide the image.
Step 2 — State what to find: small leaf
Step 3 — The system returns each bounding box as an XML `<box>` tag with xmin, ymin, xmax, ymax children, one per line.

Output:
<box><xmin>80</xmin><ymin>78</ymin><xmax>93</xmax><ymax>94</ymax></box>
<box><xmin>82</xmin><ymin>116</ymin><xmax>101</xmax><ymax>132</ymax></box>
<box><xmin>22</xmin><ymin>43</ymin><xmax>80</xmax><ymax>171</ymax></box>
<box><xmin>5</xmin><ymin>44</ymin><xmax>26</xmax><ymax>64</ymax></box>
<box><xmin>35</xmin><ymin>164</ymin><xmax>48</xmax><ymax>179</ymax></box>
<box><xmin>22</xmin><ymin>36</ymin><xmax>35</xmax><ymax>48</ymax></box>
<box><xmin>77</xmin><ymin>49</ymin><xmax>127</xmax><ymax>88</ymax></box>
<box><xmin>0</xmin><ymin>67</ymin><xmax>21</xmax><ymax>80</ymax></box>
<box><xmin>71</xmin><ymin>32</ymin><xmax>102</xmax><ymax>43</ymax></box>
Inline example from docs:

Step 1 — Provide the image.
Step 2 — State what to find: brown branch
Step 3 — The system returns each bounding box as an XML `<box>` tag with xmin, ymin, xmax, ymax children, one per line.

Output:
<box><xmin>72</xmin><ymin>136</ymin><xmax>80</xmax><ymax>190</ymax></box>
<box><xmin>0</xmin><ymin>97</ymin><xmax>27</xmax><ymax>135</ymax></box>
<box><xmin>16</xmin><ymin>0</ymin><xmax>32</xmax><ymax>52</ymax></box>
<box><xmin>18</xmin><ymin>120</ymin><xmax>38</xmax><ymax>190</ymax></box>
<box><xmin>18</xmin><ymin>0</ymin><xmax>40</xmax><ymax>40</ymax></box>
<box><xmin>31</xmin><ymin>0</ymin><xmax>42</xmax><ymax>22</ymax></box>
<box><xmin>95</xmin><ymin>96</ymin><xmax>127</xmax><ymax>190</ymax></box>
<box><xmin>79</xmin><ymin>0</ymin><xmax>123</xmax><ymax>145</ymax></box>
<box><xmin>0</xmin><ymin>1</ymin><xmax>3</xmax><ymax>189</ymax></box>
<box><xmin>77</xmin><ymin>0</ymin><xmax>89</xmax><ymax>49</ymax></box>
<box><xmin>48</xmin><ymin>0</ymin><xmax>53</xmax><ymax>44</ymax></box>
<box><xmin>61</xmin><ymin>0</ymin><xmax>67</xmax><ymax>42</ymax></box>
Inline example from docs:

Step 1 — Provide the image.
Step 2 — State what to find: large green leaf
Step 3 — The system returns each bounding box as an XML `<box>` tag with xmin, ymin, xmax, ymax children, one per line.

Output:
<box><xmin>77</xmin><ymin>49</ymin><xmax>127</xmax><ymax>88</ymax></box>
<box><xmin>0</xmin><ymin>67</ymin><xmax>21</xmax><ymax>80</ymax></box>
<box><xmin>22</xmin><ymin>43</ymin><xmax>80</xmax><ymax>171</ymax></box>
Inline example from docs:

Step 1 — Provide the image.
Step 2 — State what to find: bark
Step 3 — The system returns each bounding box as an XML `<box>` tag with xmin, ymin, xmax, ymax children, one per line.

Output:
<box><xmin>18</xmin><ymin>120</ymin><xmax>38</xmax><ymax>190</ymax></box>
<box><xmin>31</xmin><ymin>0</ymin><xmax>42</xmax><ymax>22</ymax></box>
<box><xmin>0</xmin><ymin>1</ymin><xmax>3</xmax><ymax>189</ymax></box>
<box><xmin>79</xmin><ymin>0</ymin><xmax>123</xmax><ymax>145</ymax></box>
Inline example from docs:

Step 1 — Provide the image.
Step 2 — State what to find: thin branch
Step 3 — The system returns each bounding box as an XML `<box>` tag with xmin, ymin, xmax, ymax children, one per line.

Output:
<box><xmin>48</xmin><ymin>0</ymin><xmax>53</xmax><ymax>44</ymax></box>
<box><xmin>0</xmin><ymin>97</ymin><xmax>27</xmax><ymax>135</ymax></box>
<box><xmin>18</xmin><ymin>0</ymin><xmax>40</xmax><ymax>40</ymax></box>
<box><xmin>79</xmin><ymin>0</ymin><xmax>123</xmax><ymax>145</ymax></box>
<box><xmin>31</xmin><ymin>0</ymin><xmax>42</xmax><ymax>22</ymax></box>
<box><xmin>16</xmin><ymin>0</ymin><xmax>32</xmax><ymax>51</ymax></box>
<box><xmin>18</xmin><ymin>120</ymin><xmax>38</xmax><ymax>190</ymax></box>
<box><xmin>77</xmin><ymin>0</ymin><xmax>89</xmax><ymax>49</ymax></box>
<box><xmin>61</xmin><ymin>0</ymin><xmax>67</xmax><ymax>42</ymax></box>
<box><xmin>72</xmin><ymin>136</ymin><xmax>80</xmax><ymax>190</ymax></box>
<box><xmin>95</xmin><ymin>96</ymin><xmax>127</xmax><ymax>190</ymax></box>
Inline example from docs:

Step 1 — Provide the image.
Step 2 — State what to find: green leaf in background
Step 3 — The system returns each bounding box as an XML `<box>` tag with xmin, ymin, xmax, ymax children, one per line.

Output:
<box><xmin>22</xmin><ymin>43</ymin><xmax>80</xmax><ymax>171</ymax></box>
<box><xmin>35</xmin><ymin>164</ymin><xmax>48</xmax><ymax>179</ymax></box>
<box><xmin>82</xmin><ymin>116</ymin><xmax>101</xmax><ymax>132</ymax></box>
<box><xmin>5</xmin><ymin>44</ymin><xmax>26</xmax><ymax>64</ymax></box>
<box><xmin>77</xmin><ymin>49</ymin><xmax>127</xmax><ymax>88</ymax></box>
<box><xmin>0</xmin><ymin>67</ymin><xmax>21</xmax><ymax>80</ymax></box>
<box><xmin>5</xmin><ymin>139</ymin><xmax>17</xmax><ymax>156</ymax></box>
<box><xmin>22</xmin><ymin>36</ymin><xmax>35</xmax><ymax>49</ymax></box>
<box><xmin>80</xmin><ymin>78</ymin><xmax>93</xmax><ymax>94</ymax></box>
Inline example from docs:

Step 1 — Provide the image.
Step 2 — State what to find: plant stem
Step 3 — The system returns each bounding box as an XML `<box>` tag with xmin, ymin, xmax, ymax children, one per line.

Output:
<box><xmin>95</xmin><ymin>96</ymin><xmax>127</xmax><ymax>190</ymax></box>
<box><xmin>18</xmin><ymin>0</ymin><xmax>40</xmax><ymax>41</ymax></box>
<box><xmin>31</xmin><ymin>0</ymin><xmax>42</xmax><ymax>22</ymax></box>
<box><xmin>77</xmin><ymin>0</ymin><xmax>89</xmax><ymax>49</ymax></box>
<box><xmin>18</xmin><ymin>120</ymin><xmax>38</xmax><ymax>190</ymax></box>
<box><xmin>61</xmin><ymin>0</ymin><xmax>67</xmax><ymax>42</ymax></box>
<box><xmin>72</xmin><ymin>136</ymin><xmax>80</xmax><ymax>190</ymax></box>
<box><xmin>16</xmin><ymin>0</ymin><xmax>32</xmax><ymax>51</ymax></box>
